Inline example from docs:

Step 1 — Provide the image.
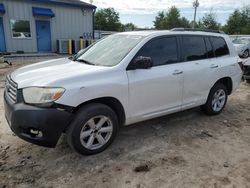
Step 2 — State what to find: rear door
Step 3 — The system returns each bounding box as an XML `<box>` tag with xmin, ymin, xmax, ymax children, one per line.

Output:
<box><xmin>181</xmin><ymin>35</ymin><xmax>222</xmax><ymax>109</ymax></box>
<box><xmin>209</xmin><ymin>36</ymin><xmax>232</xmax><ymax>75</ymax></box>
<box><xmin>127</xmin><ymin>36</ymin><xmax>184</xmax><ymax>122</ymax></box>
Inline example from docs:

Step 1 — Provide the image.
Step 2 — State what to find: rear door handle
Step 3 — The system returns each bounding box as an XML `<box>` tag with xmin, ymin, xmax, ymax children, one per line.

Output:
<box><xmin>210</xmin><ymin>64</ymin><xmax>219</xmax><ymax>69</ymax></box>
<box><xmin>173</xmin><ymin>70</ymin><xmax>183</xmax><ymax>75</ymax></box>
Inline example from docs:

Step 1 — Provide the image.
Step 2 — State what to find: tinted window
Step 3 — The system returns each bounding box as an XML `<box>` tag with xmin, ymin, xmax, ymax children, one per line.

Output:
<box><xmin>183</xmin><ymin>36</ymin><xmax>207</xmax><ymax>61</ymax></box>
<box><xmin>205</xmin><ymin>37</ymin><xmax>215</xmax><ymax>58</ymax></box>
<box><xmin>210</xmin><ymin>37</ymin><xmax>229</xmax><ymax>57</ymax></box>
<box><xmin>136</xmin><ymin>37</ymin><xmax>178</xmax><ymax>66</ymax></box>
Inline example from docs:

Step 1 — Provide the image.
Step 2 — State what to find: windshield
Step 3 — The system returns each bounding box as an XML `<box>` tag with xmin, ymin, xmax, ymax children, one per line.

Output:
<box><xmin>232</xmin><ymin>38</ymin><xmax>248</xmax><ymax>45</ymax></box>
<box><xmin>76</xmin><ymin>34</ymin><xmax>145</xmax><ymax>66</ymax></box>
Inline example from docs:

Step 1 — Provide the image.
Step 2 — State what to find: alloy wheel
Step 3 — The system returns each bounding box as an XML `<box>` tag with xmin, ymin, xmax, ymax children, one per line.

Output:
<box><xmin>211</xmin><ymin>89</ymin><xmax>226</xmax><ymax>112</ymax></box>
<box><xmin>80</xmin><ymin>115</ymin><xmax>113</xmax><ymax>150</ymax></box>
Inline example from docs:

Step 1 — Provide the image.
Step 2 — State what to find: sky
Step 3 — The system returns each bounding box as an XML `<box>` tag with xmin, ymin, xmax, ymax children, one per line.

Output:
<box><xmin>86</xmin><ymin>0</ymin><xmax>250</xmax><ymax>28</ymax></box>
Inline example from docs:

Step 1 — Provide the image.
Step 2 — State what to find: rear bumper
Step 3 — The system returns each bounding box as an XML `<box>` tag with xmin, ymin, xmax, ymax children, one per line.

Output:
<box><xmin>4</xmin><ymin>92</ymin><xmax>73</xmax><ymax>148</ymax></box>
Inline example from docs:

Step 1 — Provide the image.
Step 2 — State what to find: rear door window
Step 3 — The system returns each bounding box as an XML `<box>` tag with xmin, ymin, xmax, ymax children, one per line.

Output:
<box><xmin>182</xmin><ymin>36</ymin><xmax>207</xmax><ymax>61</ymax></box>
<box><xmin>210</xmin><ymin>37</ymin><xmax>229</xmax><ymax>57</ymax></box>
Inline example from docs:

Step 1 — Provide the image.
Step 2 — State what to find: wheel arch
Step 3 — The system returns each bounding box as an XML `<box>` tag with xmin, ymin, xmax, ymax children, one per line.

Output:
<box><xmin>213</xmin><ymin>77</ymin><xmax>233</xmax><ymax>95</ymax></box>
<box><xmin>73</xmin><ymin>97</ymin><xmax>126</xmax><ymax>126</ymax></box>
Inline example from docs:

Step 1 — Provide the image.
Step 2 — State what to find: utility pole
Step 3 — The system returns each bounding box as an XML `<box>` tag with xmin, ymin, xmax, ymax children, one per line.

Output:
<box><xmin>193</xmin><ymin>0</ymin><xmax>199</xmax><ymax>28</ymax></box>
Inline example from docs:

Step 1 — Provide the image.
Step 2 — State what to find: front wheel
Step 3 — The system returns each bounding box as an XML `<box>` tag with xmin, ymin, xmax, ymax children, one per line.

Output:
<box><xmin>66</xmin><ymin>103</ymin><xmax>119</xmax><ymax>155</ymax></box>
<box><xmin>201</xmin><ymin>83</ymin><xmax>228</xmax><ymax>115</ymax></box>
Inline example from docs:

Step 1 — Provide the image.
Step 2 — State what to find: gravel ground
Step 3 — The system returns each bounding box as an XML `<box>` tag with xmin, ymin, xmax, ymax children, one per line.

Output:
<box><xmin>0</xmin><ymin>59</ymin><xmax>250</xmax><ymax>188</ymax></box>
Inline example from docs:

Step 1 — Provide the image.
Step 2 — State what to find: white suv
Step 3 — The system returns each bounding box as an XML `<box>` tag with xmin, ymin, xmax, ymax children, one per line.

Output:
<box><xmin>4</xmin><ymin>29</ymin><xmax>242</xmax><ymax>155</ymax></box>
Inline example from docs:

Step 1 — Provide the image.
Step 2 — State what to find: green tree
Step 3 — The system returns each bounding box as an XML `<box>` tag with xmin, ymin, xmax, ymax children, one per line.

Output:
<box><xmin>222</xmin><ymin>6</ymin><xmax>250</xmax><ymax>34</ymax></box>
<box><xmin>180</xmin><ymin>17</ymin><xmax>191</xmax><ymax>28</ymax></box>
<box><xmin>122</xmin><ymin>23</ymin><xmax>137</xmax><ymax>31</ymax></box>
<box><xmin>165</xmin><ymin>6</ymin><xmax>182</xmax><ymax>29</ymax></box>
<box><xmin>153</xmin><ymin>6</ymin><xmax>190</xmax><ymax>29</ymax></box>
<box><xmin>153</xmin><ymin>11</ymin><xmax>166</xmax><ymax>29</ymax></box>
<box><xmin>95</xmin><ymin>8</ymin><xmax>123</xmax><ymax>31</ymax></box>
<box><xmin>198</xmin><ymin>9</ymin><xmax>221</xmax><ymax>30</ymax></box>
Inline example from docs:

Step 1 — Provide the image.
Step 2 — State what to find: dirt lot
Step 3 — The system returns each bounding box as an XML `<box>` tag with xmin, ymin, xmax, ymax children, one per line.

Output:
<box><xmin>0</xmin><ymin>60</ymin><xmax>250</xmax><ymax>188</ymax></box>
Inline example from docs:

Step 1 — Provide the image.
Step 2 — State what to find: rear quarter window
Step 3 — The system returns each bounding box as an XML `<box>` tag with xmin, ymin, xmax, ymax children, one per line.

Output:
<box><xmin>210</xmin><ymin>37</ymin><xmax>229</xmax><ymax>57</ymax></box>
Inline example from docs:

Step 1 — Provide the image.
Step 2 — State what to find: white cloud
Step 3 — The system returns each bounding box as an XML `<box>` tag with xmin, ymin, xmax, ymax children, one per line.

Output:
<box><xmin>87</xmin><ymin>0</ymin><xmax>249</xmax><ymax>14</ymax></box>
<box><xmin>84</xmin><ymin>0</ymin><xmax>249</xmax><ymax>27</ymax></box>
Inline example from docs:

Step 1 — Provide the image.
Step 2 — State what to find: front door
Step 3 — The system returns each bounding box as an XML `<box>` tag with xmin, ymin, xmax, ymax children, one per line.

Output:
<box><xmin>0</xmin><ymin>17</ymin><xmax>6</xmax><ymax>52</ymax></box>
<box><xmin>36</xmin><ymin>20</ymin><xmax>51</xmax><ymax>52</ymax></box>
<box><xmin>127</xmin><ymin>36</ymin><xmax>183</xmax><ymax>122</ymax></box>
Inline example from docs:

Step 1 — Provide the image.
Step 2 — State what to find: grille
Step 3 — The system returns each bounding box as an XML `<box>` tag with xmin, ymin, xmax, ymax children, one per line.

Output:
<box><xmin>5</xmin><ymin>75</ymin><xmax>18</xmax><ymax>103</ymax></box>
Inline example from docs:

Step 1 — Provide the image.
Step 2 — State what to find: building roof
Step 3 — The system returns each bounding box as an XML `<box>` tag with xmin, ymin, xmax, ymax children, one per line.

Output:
<box><xmin>31</xmin><ymin>0</ymin><xmax>96</xmax><ymax>9</ymax></box>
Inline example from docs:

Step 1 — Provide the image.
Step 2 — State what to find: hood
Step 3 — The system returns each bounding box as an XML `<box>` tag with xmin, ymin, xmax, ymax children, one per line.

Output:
<box><xmin>11</xmin><ymin>58</ymin><xmax>110</xmax><ymax>88</ymax></box>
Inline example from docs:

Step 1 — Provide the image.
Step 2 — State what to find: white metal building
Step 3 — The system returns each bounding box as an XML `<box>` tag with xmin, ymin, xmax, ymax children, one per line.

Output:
<box><xmin>0</xmin><ymin>0</ymin><xmax>96</xmax><ymax>53</ymax></box>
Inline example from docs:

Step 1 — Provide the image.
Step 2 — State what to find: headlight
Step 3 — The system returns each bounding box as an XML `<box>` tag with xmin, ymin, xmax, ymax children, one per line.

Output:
<box><xmin>23</xmin><ymin>87</ymin><xmax>65</xmax><ymax>104</ymax></box>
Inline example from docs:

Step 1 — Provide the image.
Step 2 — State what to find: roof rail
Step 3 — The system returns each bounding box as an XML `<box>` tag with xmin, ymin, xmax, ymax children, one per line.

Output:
<box><xmin>171</xmin><ymin>28</ymin><xmax>225</xmax><ymax>34</ymax></box>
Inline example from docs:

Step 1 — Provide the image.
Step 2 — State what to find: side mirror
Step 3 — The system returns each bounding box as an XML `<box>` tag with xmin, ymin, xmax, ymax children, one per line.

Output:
<box><xmin>128</xmin><ymin>56</ymin><xmax>153</xmax><ymax>70</ymax></box>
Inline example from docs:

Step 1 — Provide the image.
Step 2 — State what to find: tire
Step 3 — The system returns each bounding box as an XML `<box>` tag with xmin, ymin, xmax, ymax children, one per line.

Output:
<box><xmin>66</xmin><ymin>103</ymin><xmax>119</xmax><ymax>155</ymax></box>
<box><xmin>242</xmin><ymin>50</ymin><xmax>249</xmax><ymax>58</ymax></box>
<box><xmin>201</xmin><ymin>83</ymin><xmax>228</xmax><ymax>116</ymax></box>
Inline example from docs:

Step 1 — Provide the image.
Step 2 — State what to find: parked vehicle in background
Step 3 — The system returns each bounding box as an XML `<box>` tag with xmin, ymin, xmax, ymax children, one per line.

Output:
<box><xmin>232</xmin><ymin>37</ymin><xmax>250</xmax><ymax>58</ymax></box>
<box><xmin>243</xmin><ymin>58</ymin><xmax>250</xmax><ymax>83</ymax></box>
<box><xmin>4</xmin><ymin>29</ymin><xmax>242</xmax><ymax>155</ymax></box>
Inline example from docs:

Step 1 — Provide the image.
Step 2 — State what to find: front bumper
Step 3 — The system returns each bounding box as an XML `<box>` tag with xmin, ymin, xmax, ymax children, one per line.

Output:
<box><xmin>4</xmin><ymin>91</ymin><xmax>74</xmax><ymax>148</ymax></box>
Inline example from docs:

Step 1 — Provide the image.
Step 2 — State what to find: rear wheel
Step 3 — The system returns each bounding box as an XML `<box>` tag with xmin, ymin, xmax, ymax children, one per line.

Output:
<box><xmin>202</xmin><ymin>83</ymin><xmax>228</xmax><ymax>115</ymax></box>
<box><xmin>66</xmin><ymin>103</ymin><xmax>119</xmax><ymax>155</ymax></box>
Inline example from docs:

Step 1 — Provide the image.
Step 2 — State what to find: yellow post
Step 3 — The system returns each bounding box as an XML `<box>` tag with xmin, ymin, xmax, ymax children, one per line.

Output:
<box><xmin>80</xmin><ymin>38</ymin><xmax>84</xmax><ymax>49</ymax></box>
<box><xmin>68</xmin><ymin>39</ymin><xmax>72</xmax><ymax>55</ymax></box>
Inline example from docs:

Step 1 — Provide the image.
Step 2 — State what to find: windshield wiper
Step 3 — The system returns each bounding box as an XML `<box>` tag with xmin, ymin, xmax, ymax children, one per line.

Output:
<box><xmin>74</xmin><ymin>59</ymin><xmax>96</xmax><ymax>66</ymax></box>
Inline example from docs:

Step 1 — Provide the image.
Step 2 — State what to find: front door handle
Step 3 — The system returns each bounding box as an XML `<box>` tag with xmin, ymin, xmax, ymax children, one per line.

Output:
<box><xmin>210</xmin><ymin>64</ymin><xmax>219</xmax><ymax>69</ymax></box>
<box><xmin>173</xmin><ymin>70</ymin><xmax>183</xmax><ymax>75</ymax></box>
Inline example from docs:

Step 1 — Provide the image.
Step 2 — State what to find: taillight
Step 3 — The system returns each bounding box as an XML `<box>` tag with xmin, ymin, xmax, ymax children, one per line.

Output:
<box><xmin>238</xmin><ymin>61</ymin><xmax>244</xmax><ymax>71</ymax></box>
